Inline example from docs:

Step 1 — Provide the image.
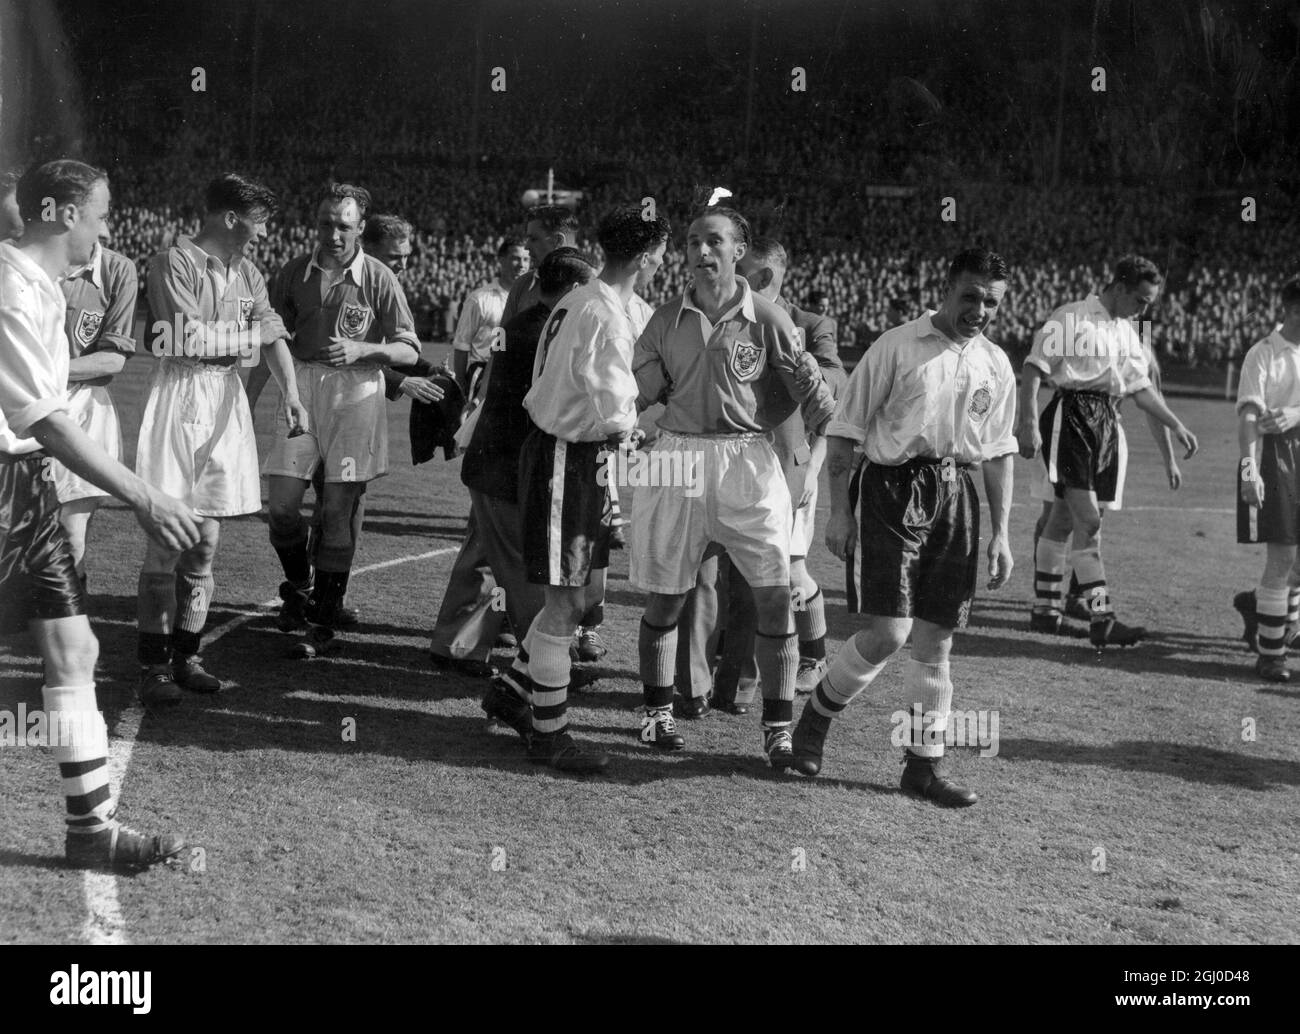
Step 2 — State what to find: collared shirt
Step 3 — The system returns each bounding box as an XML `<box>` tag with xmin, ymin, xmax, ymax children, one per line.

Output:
<box><xmin>633</xmin><ymin>277</ymin><xmax>835</xmax><ymax>436</ymax></box>
<box><xmin>62</xmin><ymin>243</ymin><xmax>138</xmax><ymax>362</ymax></box>
<box><xmin>0</xmin><ymin>241</ymin><xmax>71</xmax><ymax>453</ymax></box>
<box><xmin>1024</xmin><ymin>294</ymin><xmax>1151</xmax><ymax>396</ymax></box>
<box><xmin>272</xmin><ymin>245</ymin><xmax>418</xmax><ymax>364</ymax></box>
<box><xmin>146</xmin><ymin>236</ymin><xmax>273</xmax><ymax>364</ymax></box>
<box><xmin>523</xmin><ymin>279</ymin><xmax>638</xmax><ymax>442</ymax></box>
<box><xmin>828</xmin><ymin>311</ymin><xmax>1017</xmax><ymax>466</ymax></box>
<box><xmin>501</xmin><ymin>269</ymin><xmax>541</xmax><ymax>329</ymax></box>
<box><xmin>453</xmin><ymin>277</ymin><xmax>509</xmax><ymax>364</ymax></box>
<box><xmin>627</xmin><ymin>292</ymin><xmax>654</xmax><ymax>338</ymax></box>
<box><xmin>1237</xmin><ymin>328</ymin><xmax>1300</xmax><ymax>416</ymax></box>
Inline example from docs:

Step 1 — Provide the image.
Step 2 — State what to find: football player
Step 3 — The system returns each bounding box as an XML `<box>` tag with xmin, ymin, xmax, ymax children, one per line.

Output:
<box><xmin>0</xmin><ymin>159</ymin><xmax>199</xmax><ymax>868</ymax></box>
<box><xmin>135</xmin><ymin>173</ymin><xmax>302</xmax><ymax>704</ymax></box>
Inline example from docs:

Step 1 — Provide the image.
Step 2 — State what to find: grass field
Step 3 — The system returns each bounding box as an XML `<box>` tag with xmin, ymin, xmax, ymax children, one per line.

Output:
<box><xmin>2</xmin><ymin>347</ymin><xmax>1298</xmax><ymax>945</ymax></box>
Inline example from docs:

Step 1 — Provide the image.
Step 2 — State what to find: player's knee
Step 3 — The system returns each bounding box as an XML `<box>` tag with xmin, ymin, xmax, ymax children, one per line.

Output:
<box><xmin>1074</xmin><ymin>513</ymin><xmax>1103</xmax><ymax>541</ymax></box>
<box><xmin>267</xmin><ymin>508</ymin><xmax>302</xmax><ymax>537</ymax></box>
<box><xmin>49</xmin><ymin>628</ymin><xmax>99</xmax><ymax>684</ymax></box>
<box><xmin>141</xmin><ymin>539</ymin><xmax>181</xmax><ymax>574</ymax></box>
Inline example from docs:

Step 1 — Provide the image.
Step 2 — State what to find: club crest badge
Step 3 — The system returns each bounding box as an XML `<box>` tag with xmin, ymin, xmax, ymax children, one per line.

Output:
<box><xmin>730</xmin><ymin>338</ymin><xmax>763</xmax><ymax>381</ymax></box>
<box><xmin>339</xmin><ymin>303</ymin><xmax>371</xmax><ymax>338</ymax></box>
<box><xmin>238</xmin><ymin>297</ymin><xmax>254</xmax><ymax>328</ymax></box>
<box><xmin>73</xmin><ymin>309</ymin><xmax>104</xmax><ymax>348</ymax></box>
<box><xmin>969</xmin><ymin>383</ymin><xmax>992</xmax><ymax>418</ymax></box>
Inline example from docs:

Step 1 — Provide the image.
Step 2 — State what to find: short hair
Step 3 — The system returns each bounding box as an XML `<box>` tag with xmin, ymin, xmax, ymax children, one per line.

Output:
<box><xmin>321</xmin><ymin>182</ymin><xmax>372</xmax><ymax>219</ymax></box>
<box><xmin>1110</xmin><ymin>254</ymin><xmax>1163</xmax><ymax>290</ymax></box>
<box><xmin>16</xmin><ymin>159</ymin><xmax>107</xmax><ymax>223</ymax></box>
<box><xmin>1281</xmin><ymin>279</ymin><xmax>1300</xmax><ymax>310</ymax></box>
<box><xmin>747</xmin><ymin>236</ymin><xmax>787</xmax><ymax>270</ymax></box>
<box><xmin>598</xmin><ymin>204</ymin><xmax>671</xmax><ymax>263</ymax></box>
<box><xmin>947</xmin><ymin>247</ymin><xmax>1009</xmax><ymax>283</ymax></box>
<box><xmin>537</xmin><ymin>246</ymin><xmax>594</xmax><ymax>295</ymax></box>
<box><xmin>204</xmin><ymin>172</ymin><xmax>279</xmax><ymax>218</ymax></box>
<box><xmin>696</xmin><ymin>205</ymin><xmax>750</xmax><ymax>246</ymax></box>
<box><xmin>497</xmin><ymin>235</ymin><xmax>527</xmax><ymax>257</ymax></box>
<box><xmin>527</xmin><ymin>205</ymin><xmax>580</xmax><ymax>237</ymax></box>
<box><xmin>361</xmin><ymin>213</ymin><xmax>412</xmax><ymax>247</ymax></box>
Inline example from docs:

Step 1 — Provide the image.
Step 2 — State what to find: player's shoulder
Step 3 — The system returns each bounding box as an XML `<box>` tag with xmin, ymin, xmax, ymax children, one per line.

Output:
<box><xmin>101</xmin><ymin>246</ymin><xmax>137</xmax><ymax>282</ymax></box>
<box><xmin>752</xmin><ymin>291</ymin><xmax>796</xmax><ymax>332</ymax></box>
<box><xmin>1243</xmin><ymin>332</ymin><xmax>1280</xmax><ymax>362</ymax></box>
<box><xmin>360</xmin><ymin>252</ymin><xmax>401</xmax><ymax>289</ymax></box>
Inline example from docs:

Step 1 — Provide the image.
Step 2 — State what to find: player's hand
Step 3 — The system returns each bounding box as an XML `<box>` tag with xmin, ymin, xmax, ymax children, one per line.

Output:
<box><xmin>1173</xmin><ymin>425</ymin><xmax>1198</xmax><ymax>459</ymax></box>
<box><xmin>323</xmin><ymin>337</ymin><xmax>364</xmax><ymax>366</ymax></box>
<box><xmin>284</xmin><ymin>396</ymin><xmax>310</xmax><ymax>437</ymax></box>
<box><xmin>1166</xmin><ymin>462</ymin><xmax>1182</xmax><ymax>490</ymax></box>
<box><xmin>1240</xmin><ymin>477</ymin><xmax>1265</xmax><ymax>508</ymax></box>
<box><xmin>825</xmin><ymin>509</ymin><xmax>857</xmax><ymax>561</ymax></box>
<box><xmin>1016</xmin><ymin>421</ymin><xmax>1041</xmax><ymax>460</ymax></box>
<box><xmin>134</xmin><ymin>487</ymin><xmax>202</xmax><ymax>553</ymax></box>
<box><xmin>792</xmin><ymin>351</ymin><xmax>821</xmax><ymax>393</ymax></box>
<box><xmin>1259</xmin><ymin>407</ymin><xmax>1300</xmax><ymax>435</ymax></box>
<box><xmin>399</xmin><ymin>376</ymin><xmax>446</xmax><ymax>404</ymax></box>
<box><xmin>986</xmin><ymin>532</ymin><xmax>1013</xmax><ymax>590</ymax></box>
<box><xmin>257</xmin><ymin>312</ymin><xmax>288</xmax><ymax>345</ymax></box>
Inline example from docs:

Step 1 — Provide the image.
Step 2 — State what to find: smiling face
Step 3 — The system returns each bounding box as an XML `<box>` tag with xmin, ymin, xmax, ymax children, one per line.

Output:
<box><xmin>939</xmin><ymin>271</ymin><xmax>1007</xmax><ymax>341</ymax></box>
<box><xmin>498</xmin><ymin>244</ymin><xmax>530</xmax><ymax>287</ymax></box>
<box><xmin>687</xmin><ymin>214</ymin><xmax>745</xmax><ymax>290</ymax></box>
<box><xmin>317</xmin><ymin>197</ymin><xmax>364</xmax><ymax>260</ymax></box>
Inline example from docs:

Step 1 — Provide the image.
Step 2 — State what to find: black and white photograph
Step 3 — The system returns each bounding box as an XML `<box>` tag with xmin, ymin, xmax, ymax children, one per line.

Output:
<box><xmin>0</xmin><ymin>0</ymin><xmax>1296</xmax><ymax>974</ymax></box>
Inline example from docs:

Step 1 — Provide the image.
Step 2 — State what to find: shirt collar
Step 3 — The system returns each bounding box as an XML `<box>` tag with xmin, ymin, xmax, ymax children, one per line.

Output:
<box><xmin>0</xmin><ymin>240</ymin><xmax>62</xmax><ymax>296</ymax></box>
<box><xmin>305</xmin><ymin>245</ymin><xmax>366</xmax><ymax>284</ymax></box>
<box><xmin>67</xmin><ymin>242</ymin><xmax>104</xmax><ymax>289</ymax></box>
<box><xmin>675</xmin><ymin>276</ymin><xmax>756</xmax><ymax>329</ymax></box>
<box><xmin>918</xmin><ymin>309</ymin><xmax>982</xmax><ymax>351</ymax></box>
<box><xmin>178</xmin><ymin>235</ymin><xmax>245</xmax><ymax>279</ymax></box>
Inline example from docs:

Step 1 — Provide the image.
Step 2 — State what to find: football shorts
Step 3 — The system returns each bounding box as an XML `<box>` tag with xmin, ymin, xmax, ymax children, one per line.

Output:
<box><xmin>1237</xmin><ymin>428</ymin><xmax>1300</xmax><ymax>545</ymax></box>
<box><xmin>264</xmin><ymin>360</ymin><xmax>388</xmax><ymax>483</ymax></box>
<box><xmin>519</xmin><ymin>430</ymin><xmax>611</xmax><ymax>587</ymax></box>
<box><xmin>0</xmin><ymin>453</ymin><xmax>86</xmax><ymax>632</ymax></box>
<box><xmin>50</xmin><ymin>384</ymin><xmax>123</xmax><ymax>504</ymax></box>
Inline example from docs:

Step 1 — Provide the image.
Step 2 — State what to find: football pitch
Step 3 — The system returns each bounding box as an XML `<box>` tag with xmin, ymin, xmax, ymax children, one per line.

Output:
<box><xmin>2</xmin><ymin>353</ymin><xmax>1298</xmax><ymax>944</ymax></box>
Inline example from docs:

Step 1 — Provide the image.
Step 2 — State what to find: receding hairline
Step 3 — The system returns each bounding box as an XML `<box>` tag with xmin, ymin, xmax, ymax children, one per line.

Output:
<box><xmin>318</xmin><ymin>196</ymin><xmax>364</xmax><ymax>220</ymax></box>
<box><xmin>688</xmin><ymin>213</ymin><xmax>744</xmax><ymax>240</ymax></box>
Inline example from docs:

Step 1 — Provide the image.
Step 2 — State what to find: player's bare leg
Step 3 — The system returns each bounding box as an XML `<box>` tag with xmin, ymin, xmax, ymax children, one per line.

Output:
<box><xmin>639</xmin><ymin>591</ymin><xmax>689</xmax><ymax>749</ymax></box>
<box><xmin>524</xmin><ymin>585</ymin><xmax>609</xmax><ymax>772</ymax></box>
<box><xmin>34</xmin><ymin>615</ymin><xmax>186</xmax><ymax>869</ymax></box>
<box><xmin>753</xmin><ymin>583</ymin><xmax>799</xmax><ymax>767</ymax></box>
<box><xmin>137</xmin><ymin>518</ymin><xmax>222</xmax><ymax>702</ymax></box>
<box><xmin>1054</xmin><ymin>486</ymin><xmax>1141</xmax><ymax>646</ymax></box>
<box><xmin>267</xmin><ymin>473</ymin><xmax>313</xmax><ymax>634</ymax></box>
<box><xmin>1254</xmin><ymin>542</ymin><xmax>1297</xmax><ymax>681</ymax></box>
<box><xmin>57</xmin><ymin>497</ymin><xmax>100</xmax><ymax>587</ymax></box>
<box><xmin>293</xmin><ymin>479</ymin><xmax>364</xmax><ymax>658</ymax></box>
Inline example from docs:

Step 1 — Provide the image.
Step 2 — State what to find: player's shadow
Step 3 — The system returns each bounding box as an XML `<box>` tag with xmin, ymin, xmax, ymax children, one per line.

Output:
<box><xmin>0</xmin><ymin>847</ymin><xmax>77</xmax><ymax>873</ymax></box>
<box><xmin>999</xmin><ymin>737</ymin><xmax>1300</xmax><ymax>790</ymax></box>
<box><xmin>355</xmin><ymin>519</ymin><xmax>471</xmax><ymax>542</ymax></box>
<box><xmin>953</xmin><ymin>631</ymin><xmax>1258</xmax><ymax>682</ymax></box>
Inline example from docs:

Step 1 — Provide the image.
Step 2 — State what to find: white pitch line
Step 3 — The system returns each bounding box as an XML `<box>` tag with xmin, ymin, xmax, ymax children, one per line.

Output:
<box><xmin>79</xmin><ymin>544</ymin><xmax>458</xmax><ymax>945</ymax></box>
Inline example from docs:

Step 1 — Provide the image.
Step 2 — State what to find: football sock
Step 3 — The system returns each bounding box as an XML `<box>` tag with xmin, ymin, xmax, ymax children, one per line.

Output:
<box><xmin>756</xmin><ymin>629</ymin><xmax>798</xmax><ymax>715</ymax></box>
<box><xmin>1287</xmin><ymin>588</ymin><xmax>1299</xmax><ymax>631</ymax></box>
<box><xmin>795</xmin><ymin>587</ymin><xmax>827</xmax><ymax>659</ymax></box>
<box><xmin>310</xmin><ymin>570</ymin><xmax>349</xmax><ymax>625</ymax></box>
<box><xmin>906</xmin><ymin>660</ymin><xmax>952</xmax><ymax>760</ymax></box>
<box><xmin>639</xmin><ymin>618</ymin><xmax>676</xmax><ymax>709</ymax></box>
<box><xmin>1072</xmin><ymin>545</ymin><xmax>1112</xmax><ymax>620</ymax></box>
<box><xmin>43</xmin><ymin>683</ymin><xmax>114</xmax><ymax>831</ymax></box>
<box><xmin>171</xmin><ymin>570</ymin><xmax>214</xmax><ymax>659</ymax></box>
<box><xmin>137</xmin><ymin>572</ymin><xmax>176</xmax><ymax>663</ymax></box>
<box><xmin>527</xmin><ymin>629</ymin><xmax>572</xmax><ymax>735</ymax></box>
<box><xmin>1033</xmin><ymin>537</ymin><xmax>1069</xmax><ymax>613</ymax></box>
<box><xmin>270</xmin><ymin>517</ymin><xmax>312</xmax><ymax>586</ymax></box>
<box><xmin>810</xmin><ymin>635</ymin><xmax>888</xmax><ymax>718</ymax></box>
<box><xmin>1257</xmin><ymin>585</ymin><xmax>1288</xmax><ymax>657</ymax></box>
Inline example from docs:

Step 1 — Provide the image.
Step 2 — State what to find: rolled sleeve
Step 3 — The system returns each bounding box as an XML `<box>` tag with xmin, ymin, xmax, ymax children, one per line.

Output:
<box><xmin>88</xmin><ymin>260</ymin><xmax>138</xmax><ymax>355</ymax></box>
<box><xmin>980</xmin><ymin>358</ymin><xmax>1019</xmax><ymax>460</ymax></box>
<box><xmin>0</xmin><ymin>303</ymin><xmax>68</xmax><ymax>435</ymax></box>
<box><xmin>1236</xmin><ymin>347</ymin><xmax>1267</xmax><ymax>415</ymax></box>
<box><xmin>825</xmin><ymin>339</ymin><xmax>892</xmax><ymax>444</ymax></box>
<box><xmin>632</xmin><ymin>316</ymin><xmax>669</xmax><ymax>409</ymax></box>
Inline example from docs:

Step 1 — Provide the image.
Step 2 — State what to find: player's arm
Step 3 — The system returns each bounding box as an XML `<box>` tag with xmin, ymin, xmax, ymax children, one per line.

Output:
<box><xmin>807</xmin><ymin>314</ymin><xmax>847</xmax><ymax>399</ymax></box>
<box><xmin>249</xmin><ymin>269</ymin><xmax>306</xmax><ymax>432</ymax></box>
<box><xmin>322</xmin><ymin>273</ymin><xmax>420</xmax><ymax>368</ymax></box>
<box><xmin>70</xmin><ymin>258</ymin><xmax>138</xmax><ymax>385</ymax></box>
<box><xmin>982</xmin><ymin>453</ymin><xmax>1015</xmax><ymax>590</ymax></box>
<box><xmin>1131</xmin><ymin>386</ymin><xmax>1197</xmax><ymax>458</ymax></box>
<box><xmin>768</xmin><ymin>319</ymin><xmax>836</xmax><ymax>433</ymax></box>
<box><xmin>632</xmin><ymin>317</ymin><xmax>669</xmax><ymax>412</ymax></box>
<box><xmin>1016</xmin><ymin>320</ymin><xmax>1055</xmax><ymax>459</ymax></box>
<box><xmin>823</xmin><ymin>435</ymin><xmax>859</xmax><ymax>561</ymax></box>
<box><xmin>450</xmin><ymin>289</ymin><xmax>484</xmax><ymax>393</ymax></box>
<box><xmin>1236</xmin><ymin>347</ymin><xmax>1267</xmax><ymax>507</ymax></box>
<box><xmin>1142</xmin><ymin>367</ymin><xmax>1180</xmax><ymax>489</ymax></box>
<box><xmin>584</xmin><ymin>315</ymin><xmax>639</xmax><ymax>442</ymax></box>
<box><xmin>0</xmin><ymin>302</ymin><xmax>199</xmax><ymax>552</ymax></box>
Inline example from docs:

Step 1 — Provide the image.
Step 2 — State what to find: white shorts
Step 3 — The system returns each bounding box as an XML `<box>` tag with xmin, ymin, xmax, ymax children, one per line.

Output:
<box><xmin>790</xmin><ymin>477</ymin><xmax>817</xmax><ymax>557</ymax></box>
<box><xmin>51</xmin><ymin>384</ymin><xmax>122</xmax><ymax>504</ymax></box>
<box><xmin>135</xmin><ymin>359</ymin><xmax>261</xmax><ymax>518</ymax></box>
<box><xmin>630</xmin><ymin>431</ymin><xmax>791</xmax><ymax>595</ymax></box>
<box><xmin>263</xmin><ymin>361</ymin><xmax>388</xmax><ymax>483</ymax></box>
<box><xmin>1030</xmin><ymin>420</ymin><xmax>1128</xmax><ymax>511</ymax></box>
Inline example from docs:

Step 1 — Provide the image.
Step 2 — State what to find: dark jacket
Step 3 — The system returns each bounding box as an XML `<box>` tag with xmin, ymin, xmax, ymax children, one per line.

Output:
<box><xmin>460</xmin><ymin>301</ymin><xmax>552</xmax><ymax>502</ymax></box>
